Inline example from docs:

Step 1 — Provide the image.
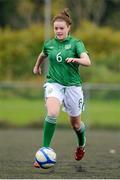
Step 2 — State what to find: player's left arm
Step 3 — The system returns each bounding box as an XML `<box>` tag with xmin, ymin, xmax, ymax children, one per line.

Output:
<box><xmin>66</xmin><ymin>52</ymin><xmax>91</xmax><ymax>67</ymax></box>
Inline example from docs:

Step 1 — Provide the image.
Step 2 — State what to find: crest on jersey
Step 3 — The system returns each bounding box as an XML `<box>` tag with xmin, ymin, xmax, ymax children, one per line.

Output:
<box><xmin>65</xmin><ymin>44</ymin><xmax>71</xmax><ymax>49</ymax></box>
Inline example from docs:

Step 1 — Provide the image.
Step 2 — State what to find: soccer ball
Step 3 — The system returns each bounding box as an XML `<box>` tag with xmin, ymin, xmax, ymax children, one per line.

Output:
<box><xmin>35</xmin><ymin>147</ymin><xmax>56</xmax><ymax>169</ymax></box>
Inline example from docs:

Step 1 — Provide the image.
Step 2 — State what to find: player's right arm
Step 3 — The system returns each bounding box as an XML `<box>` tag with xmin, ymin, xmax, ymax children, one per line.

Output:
<box><xmin>33</xmin><ymin>51</ymin><xmax>47</xmax><ymax>75</ymax></box>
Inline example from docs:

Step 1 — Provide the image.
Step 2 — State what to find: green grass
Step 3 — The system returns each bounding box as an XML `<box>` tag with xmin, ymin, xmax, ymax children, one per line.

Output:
<box><xmin>85</xmin><ymin>100</ymin><xmax>120</xmax><ymax>129</ymax></box>
<box><xmin>0</xmin><ymin>97</ymin><xmax>68</xmax><ymax>127</ymax></box>
<box><xmin>0</xmin><ymin>97</ymin><xmax>120</xmax><ymax>129</ymax></box>
<box><xmin>0</xmin><ymin>98</ymin><xmax>44</xmax><ymax>126</ymax></box>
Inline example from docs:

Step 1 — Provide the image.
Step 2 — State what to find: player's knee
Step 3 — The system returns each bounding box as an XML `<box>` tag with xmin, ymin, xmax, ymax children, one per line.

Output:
<box><xmin>72</xmin><ymin>121</ymin><xmax>85</xmax><ymax>131</ymax></box>
<box><xmin>72</xmin><ymin>122</ymin><xmax>80</xmax><ymax>129</ymax></box>
<box><xmin>70</xmin><ymin>118</ymin><xmax>81</xmax><ymax>129</ymax></box>
<box><xmin>47</xmin><ymin>110</ymin><xmax>59</xmax><ymax>118</ymax></box>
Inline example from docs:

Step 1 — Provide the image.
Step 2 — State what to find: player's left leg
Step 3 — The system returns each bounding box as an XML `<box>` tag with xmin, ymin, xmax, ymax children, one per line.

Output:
<box><xmin>70</xmin><ymin>116</ymin><xmax>86</xmax><ymax>160</ymax></box>
<box><xmin>64</xmin><ymin>86</ymin><xmax>86</xmax><ymax>160</ymax></box>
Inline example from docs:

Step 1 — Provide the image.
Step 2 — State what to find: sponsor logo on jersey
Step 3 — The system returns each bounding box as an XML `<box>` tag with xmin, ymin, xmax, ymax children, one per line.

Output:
<box><xmin>65</xmin><ymin>44</ymin><xmax>71</xmax><ymax>49</ymax></box>
<box><xmin>49</xmin><ymin>46</ymin><xmax>54</xmax><ymax>49</ymax></box>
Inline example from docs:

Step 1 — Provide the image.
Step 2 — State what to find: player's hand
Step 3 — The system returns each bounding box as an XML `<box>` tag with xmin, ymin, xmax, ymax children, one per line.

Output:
<box><xmin>66</xmin><ymin>58</ymin><xmax>80</xmax><ymax>63</ymax></box>
<box><xmin>33</xmin><ymin>66</ymin><xmax>41</xmax><ymax>75</ymax></box>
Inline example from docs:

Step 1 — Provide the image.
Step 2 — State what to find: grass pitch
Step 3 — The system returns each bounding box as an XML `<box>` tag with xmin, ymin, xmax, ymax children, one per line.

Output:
<box><xmin>0</xmin><ymin>129</ymin><xmax>120</xmax><ymax>179</ymax></box>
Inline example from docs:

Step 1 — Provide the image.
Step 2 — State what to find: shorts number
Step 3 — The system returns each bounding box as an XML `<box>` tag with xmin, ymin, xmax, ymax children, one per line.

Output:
<box><xmin>56</xmin><ymin>52</ymin><xmax>62</xmax><ymax>62</ymax></box>
<box><xmin>78</xmin><ymin>98</ymin><xmax>84</xmax><ymax>111</ymax></box>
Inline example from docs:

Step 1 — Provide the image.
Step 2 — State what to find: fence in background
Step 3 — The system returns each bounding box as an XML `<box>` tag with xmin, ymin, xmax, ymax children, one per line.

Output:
<box><xmin>0</xmin><ymin>81</ymin><xmax>120</xmax><ymax>101</ymax></box>
<box><xmin>0</xmin><ymin>81</ymin><xmax>120</xmax><ymax>90</ymax></box>
<box><xmin>0</xmin><ymin>82</ymin><xmax>120</xmax><ymax>128</ymax></box>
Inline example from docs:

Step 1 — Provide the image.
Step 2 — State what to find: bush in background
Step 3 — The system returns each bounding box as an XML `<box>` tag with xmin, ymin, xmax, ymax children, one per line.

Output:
<box><xmin>0</xmin><ymin>24</ymin><xmax>44</xmax><ymax>80</ymax></box>
<box><xmin>0</xmin><ymin>21</ymin><xmax>120</xmax><ymax>83</ymax></box>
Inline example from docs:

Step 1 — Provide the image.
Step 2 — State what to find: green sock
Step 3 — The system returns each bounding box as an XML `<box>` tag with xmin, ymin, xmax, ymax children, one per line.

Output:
<box><xmin>74</xmin><ymin>121</ymin><xmax>86</xmax><ymax>147</ymax></box>
<box><xmin>42</xmin><ymin>116</ymin><xmax>56</xmax><ymax>147</ymax></box>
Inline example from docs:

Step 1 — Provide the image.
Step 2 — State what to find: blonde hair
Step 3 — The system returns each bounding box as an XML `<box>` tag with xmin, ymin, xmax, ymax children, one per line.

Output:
<box><xmin>52</xmin><ymin>8</ymin><xmax>72</xmax><ymax>26</ymax></box>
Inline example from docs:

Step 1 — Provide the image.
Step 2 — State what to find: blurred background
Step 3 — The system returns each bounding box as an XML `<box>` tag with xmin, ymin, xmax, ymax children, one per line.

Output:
<box><xmin>0</xmin><ymin>0</ymin><xmax>120</xmax><ymax>129</ymax></box>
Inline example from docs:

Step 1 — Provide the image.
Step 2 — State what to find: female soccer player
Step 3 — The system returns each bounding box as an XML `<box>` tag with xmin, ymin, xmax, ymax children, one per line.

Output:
<box><xmin>33</xmin><ymin>8</ymin><xmax>91</xmax><ymax>167</ymax></box>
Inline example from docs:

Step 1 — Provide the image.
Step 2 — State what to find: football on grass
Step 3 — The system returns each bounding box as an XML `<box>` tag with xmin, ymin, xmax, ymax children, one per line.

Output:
<box><xmin>35</xmin><ymin>147</ymin><xmax>56</xmax><ymax>169</ymax></box>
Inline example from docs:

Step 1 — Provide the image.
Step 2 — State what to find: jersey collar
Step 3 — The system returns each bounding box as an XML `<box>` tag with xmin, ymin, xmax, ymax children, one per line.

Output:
<box><xmin>55</xmin><ymin>35</ymin><xmax>71</xmax><ymax>42</ymax></box>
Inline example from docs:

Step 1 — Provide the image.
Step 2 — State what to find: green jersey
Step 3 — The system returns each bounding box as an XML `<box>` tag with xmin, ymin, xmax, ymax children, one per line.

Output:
<box><xmin>43</xmin><ymin>35</ymin><xmax>87</xmax><ymax>86</ymax></box>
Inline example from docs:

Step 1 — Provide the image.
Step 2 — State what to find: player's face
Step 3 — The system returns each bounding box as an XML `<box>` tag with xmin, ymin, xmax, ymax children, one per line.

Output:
<box><xmin>54</xmin><ymin>20</ymin><xmax>70</xmax><ymax>41</ymax></box>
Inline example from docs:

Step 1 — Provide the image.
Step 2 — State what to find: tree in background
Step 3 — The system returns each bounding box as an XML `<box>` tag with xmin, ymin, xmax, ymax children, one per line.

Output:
<box><xmin>0</xmin><ymin>0</ymin><xmax>120</xmax><ymax>29</ymax></box>
<box><xmin>0</xmin><ymin>0</ymin><xmax>18</xmax><ymax>28</ymax></box>
<box><xmin>65</xmin><ymin>0</ymin><xmax>120</xmax><ymax>29</ymax></box>
<box><xmin>0</xmin><ymin>0</ymin><xmax>44</xmax><ymax>29</ymax></box>
<box><xmin>103</xmin><ymin>0</ymin><xmax>120</xmax><ymax>28</ymax></box>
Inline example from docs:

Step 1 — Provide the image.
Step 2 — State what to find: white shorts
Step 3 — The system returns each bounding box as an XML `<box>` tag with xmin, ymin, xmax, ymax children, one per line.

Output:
<box><xmin>44</xmin><ymin>82</ymin><xmax>85</xmax><ymax>117</ymax></box>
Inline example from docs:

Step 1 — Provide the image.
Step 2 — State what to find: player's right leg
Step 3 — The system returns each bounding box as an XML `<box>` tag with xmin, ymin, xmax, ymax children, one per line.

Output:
<box><xmin>42</xmin><ymin>97</ymin><xmax>61</xmax><ymax>147</ymax></box>
<box><xmin>34</xmin><ymin>97</ymin><xmax>61</xmax><ymax>168</ymax></box>
<box><xmin>34</xmin><ymin>83</ymin><xmax>63</xmax><ymax>168</ymax></box>
<box><xmin>42</xmin><ymin>83</ymin><xmax>63</xmax><ymax>147</ymax></box>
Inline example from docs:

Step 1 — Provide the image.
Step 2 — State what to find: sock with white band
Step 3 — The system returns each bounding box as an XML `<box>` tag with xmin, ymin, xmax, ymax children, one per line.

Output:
<box><xmin>73</xmin><ymin>121</ymin><xmax>86</xmax><ymax>147</ymax></box>
<box><xmin>42</xmin><ymin>116</ymin><xmax>56</xmax><ymax>147</ymax></box>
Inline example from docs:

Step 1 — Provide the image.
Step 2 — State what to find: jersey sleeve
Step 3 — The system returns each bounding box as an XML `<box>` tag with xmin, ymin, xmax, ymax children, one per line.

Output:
<box><xmin>75</xmin><ymin>40</ymin><xmax>88</xmax><ymax>57</ymax></box>
<box><xmin>42</xmin><ymin>41</ymin><xmax>48</xmax><ymax>56</ymax></box>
